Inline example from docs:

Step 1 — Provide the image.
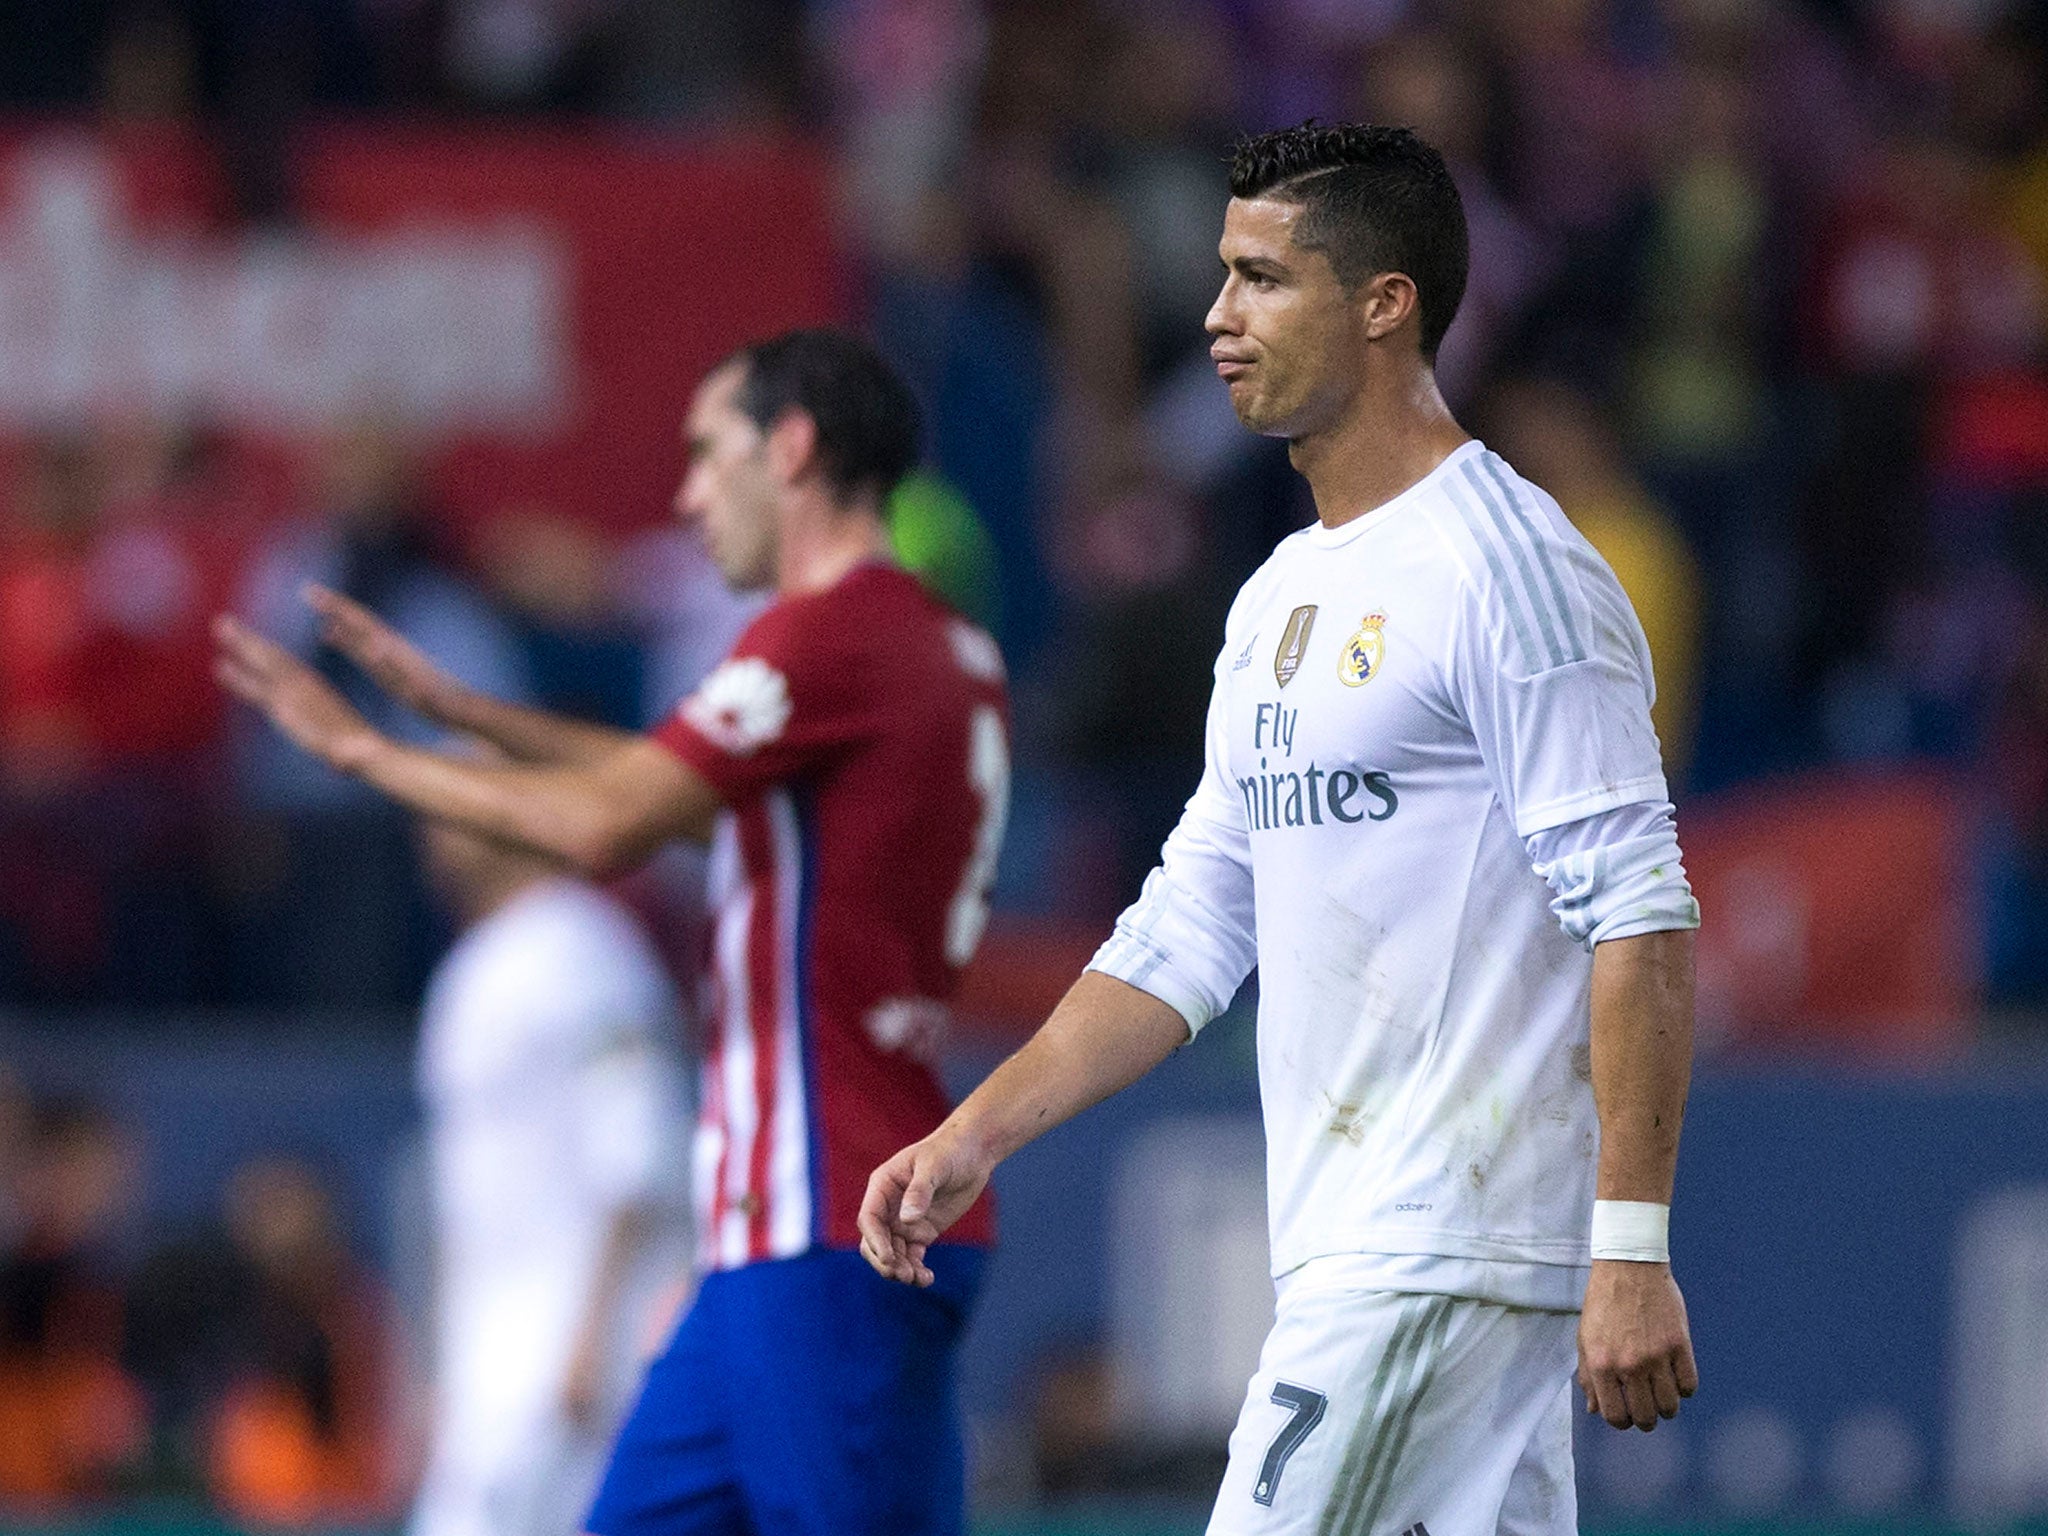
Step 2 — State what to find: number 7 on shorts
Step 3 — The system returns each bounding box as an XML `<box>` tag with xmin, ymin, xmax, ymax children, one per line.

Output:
<box><xmin>1252</xmin><ymin>1382</ymin><xmax>1328</xmax><ymax>1506</ymax></box>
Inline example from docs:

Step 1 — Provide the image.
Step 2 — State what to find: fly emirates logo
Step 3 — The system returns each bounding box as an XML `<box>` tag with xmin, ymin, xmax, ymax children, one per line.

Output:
<box><xmin>1240</xmin><ymin>702</ymin><xmax>1397</xmax><ymax>833</ymax></box>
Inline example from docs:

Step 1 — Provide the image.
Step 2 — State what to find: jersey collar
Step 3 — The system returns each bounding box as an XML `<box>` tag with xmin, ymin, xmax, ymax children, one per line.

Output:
<box><xmin>1303</xmin><ymin>439</ymin><xmax>1487</xmax><ymax>550</ymax></box>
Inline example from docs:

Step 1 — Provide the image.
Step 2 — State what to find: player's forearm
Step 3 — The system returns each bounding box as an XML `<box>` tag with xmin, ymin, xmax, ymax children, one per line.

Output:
<box><xmin>1587</xmin><ymin>927</ymin><xmax>1695</xmax><ymax>1203</ymax></box>
<box><xmin>431</xmin><ymin>686</ymin><xmax>633</xmax><ymax>767</ymax></box>
<box><xmin>943</xmin><ymin>971</ymin><xmax>1189</xmax><ymax>1167</ymax></box>
<box><xmin>580</xmin><ymin>1205</ymin><xmax>653</xmax><ymax>1341</ymax></box>
<box><xmin>354</xmin><ymin>738</ymin><xmax>647</xmax><ymax>873</ymax></box>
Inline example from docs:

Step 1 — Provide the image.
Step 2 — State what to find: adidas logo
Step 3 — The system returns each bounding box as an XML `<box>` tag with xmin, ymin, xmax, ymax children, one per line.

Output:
<box><xmin>1396</xmin><ymin>1523</ymin><xmax>1432</xmax><ymax>1536</ymax></box>
<box><xmin>1232</xmin><ymin>636</ymin><xmax>1256</xmax><ymax>672</ymax></box>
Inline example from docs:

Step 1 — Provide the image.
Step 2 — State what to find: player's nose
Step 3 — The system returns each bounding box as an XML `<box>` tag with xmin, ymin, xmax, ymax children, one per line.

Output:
<box><xmin>1205</xmin><ymin>284</ymin><xmax>1239</xmax><ymax>337</ymax></box>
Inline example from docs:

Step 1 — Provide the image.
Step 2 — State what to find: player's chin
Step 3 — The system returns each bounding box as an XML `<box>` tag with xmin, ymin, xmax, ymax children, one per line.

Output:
<box><xmin>1228</xmin><ymin>390</ymin><xmax>1292</xmax><ymax>438</ymax></box>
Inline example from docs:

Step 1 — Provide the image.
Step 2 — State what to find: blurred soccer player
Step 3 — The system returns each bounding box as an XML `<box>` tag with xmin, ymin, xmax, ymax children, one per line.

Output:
<box><xmin>861</xmin><ymin>124</ymin><xmax>1701</xmax><ymax>1534</ymax></box>
<box><xmin>410</xmin><ymin>819</ymin><xmax>688</xmax><ymax>1536</ymax></box>
<box><xmin>216</xmin><ymin>329</ymin><xmax>1009</xmax><ymax>1536</ymax></box>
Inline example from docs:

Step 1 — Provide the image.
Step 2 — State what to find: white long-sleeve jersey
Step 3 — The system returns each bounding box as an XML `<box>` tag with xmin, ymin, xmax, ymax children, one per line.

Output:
<box><xmin>1090</xmin><ymin>440</ymin><xmax>1699</xmax><ymax>1311</ymax></box>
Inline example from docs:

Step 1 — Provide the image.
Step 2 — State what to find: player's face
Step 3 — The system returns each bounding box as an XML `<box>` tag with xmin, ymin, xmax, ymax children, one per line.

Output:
<box><xmin>1206</xmin><ymin>196</ymin><xmax>1371</xmax><ymax>439</ymax></box>
<box><xmin>675</xmin><ymin>364</ymin><xmax>780</xmax><ymax>591</ymax></box>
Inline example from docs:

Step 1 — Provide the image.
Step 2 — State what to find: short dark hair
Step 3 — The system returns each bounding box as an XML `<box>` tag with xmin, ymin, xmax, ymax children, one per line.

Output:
<box><xmin>725</xmin><ymin>329</ymin><xmax>922</xmax><ymax>506</ymax></box>
<box><xmin>1229</xmin><ymin>123</ymin><xmax>1469</xmax><ymax>359</ymax></box>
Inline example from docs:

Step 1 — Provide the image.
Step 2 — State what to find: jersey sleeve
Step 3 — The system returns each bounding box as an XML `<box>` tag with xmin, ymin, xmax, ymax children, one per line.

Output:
<box><xmin>1526</xmin><ymin>798</ymin><xmax>1701</xmax><ymax>950</ymax></box>
<box><xmin>1447</xmin><ymin>518</ymin><xmax>1668</xmax><ymax>839</ymax></box>
<box><xmin>649</xmin><ymin>599</ymin><xmax>869</xmax><ymax>804</ymax></box>
<box><xmin>1088</xmin><ymin>645</ymin><xmax>1258</xmax><ymax>1037</ymax></box>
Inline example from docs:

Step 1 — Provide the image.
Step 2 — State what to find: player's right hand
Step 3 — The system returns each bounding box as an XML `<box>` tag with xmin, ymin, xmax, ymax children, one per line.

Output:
<box><xmin>306</xmin><ymin>583</ymin><xmax>461</xmax><ymax>720</ymax></box>
<box><xmin>858</xmin><ymin>1130</ymin><xmax>991</xmax><ymax>1288</ymax></box>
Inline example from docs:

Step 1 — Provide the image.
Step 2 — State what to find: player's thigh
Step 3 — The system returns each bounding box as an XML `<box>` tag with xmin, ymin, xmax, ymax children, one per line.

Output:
<box><xmin>1205</xmin><ymin>1289</ymin><xmax>1576</xmax><ymax>1536</ymax></box>
<box><xmin>725</xmin><ymin>1247</ymin><xmax>982</xmax><ymax>1536</ymax></box>
<box><xmin>418</xmin><ymin>1430</ymin><xmax>611</xmax><ymax>1536</ymax></box>
<box><xmin>1496</xmin><ymin>1380</ymin><xmax>1577</xmax><ymax>1536</ymax></box>
<box><xmin>584</xmin><ymin>1278</ymin><xmax>752</xmax><ymax>1536</ymax></box>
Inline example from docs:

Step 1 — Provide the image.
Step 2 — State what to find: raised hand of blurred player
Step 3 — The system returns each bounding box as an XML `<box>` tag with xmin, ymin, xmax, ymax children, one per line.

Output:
<box><xmin>214</xmin><ymin>614</ymin><xmax>382</xmax><ymax>774</ymax></box>
<box><xmin>1577</xmin><ymin>1260</ymin><xmax>1698</xmax><ymax>1431</ymax></box>
<box><xmin>858</xmin><ymin>1129</ymin><xmax>992</xmax><ymax>1288</ymax></box>
<box><xmin>307</xmin><ymin>583</ymin><xmax>461</xmax><ymax>722</ymax></box>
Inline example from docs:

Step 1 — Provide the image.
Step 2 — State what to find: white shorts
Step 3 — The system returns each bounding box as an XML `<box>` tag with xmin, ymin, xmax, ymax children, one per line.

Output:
<box><xmin>1206</xmin><ymin>1272</ymin><xmax>1579</xmax><ymax>1536</ymax></box>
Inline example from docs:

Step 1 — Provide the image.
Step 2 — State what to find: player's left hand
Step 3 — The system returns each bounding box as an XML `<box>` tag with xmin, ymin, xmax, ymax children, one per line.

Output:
<box><xmin>214</xmin><ymin>614</ymin><xmax>383</xmax><ymax>775</ymax></box>
<box><xmin>1578</xmin><ymin>1260</ymin><xmax>1698</xmax><ymax>1431</ymax></box>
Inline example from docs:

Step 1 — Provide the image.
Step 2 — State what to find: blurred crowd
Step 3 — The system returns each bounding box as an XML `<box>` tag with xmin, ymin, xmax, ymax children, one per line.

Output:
<box><xmin>5</xmin><ymin>0</ymin><xmax>2048</xmax><ymax>1007</ymax></box>
<box><xmin>0</xmin><ymin>1073</ymin><xmax>399</xmax><ymax>1524</ymax></box>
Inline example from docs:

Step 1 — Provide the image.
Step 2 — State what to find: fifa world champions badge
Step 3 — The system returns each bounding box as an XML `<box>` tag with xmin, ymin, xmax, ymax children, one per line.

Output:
<box><xmin>1339</xmin><ymin>612</ymin><xmax>1387</xmax><ymax>687</ymax></box>
<box><xmin>1274</xmin><ymin>604</ymin><xmax>1318</xmax><ymax>687</ymax></box>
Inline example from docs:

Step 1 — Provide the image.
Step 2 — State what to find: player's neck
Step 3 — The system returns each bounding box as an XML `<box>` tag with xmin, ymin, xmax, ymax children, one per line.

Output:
<box><xmin>1291</xmin><ymin>366</ymin><xmax>1470</xmax><ymax>531</ymax></box>
<box><xmin>774</xmin><ymin>499</ymin><xmax>894</xmax><ymax>596</ymax></box>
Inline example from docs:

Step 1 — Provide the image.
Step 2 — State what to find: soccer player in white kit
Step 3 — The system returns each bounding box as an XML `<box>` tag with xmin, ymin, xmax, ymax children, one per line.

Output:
<box><xmin>860</xmin><ymin>123</ymin><xmax>1701</xmax><ymax>1534</ymax></box>
<box><xmin>410</xmin><ymin>820</ymin><xmax>689</xmax><ymax>1536</ymax></box>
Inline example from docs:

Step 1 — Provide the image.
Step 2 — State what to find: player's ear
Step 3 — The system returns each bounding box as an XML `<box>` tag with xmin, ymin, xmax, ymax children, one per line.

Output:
<box><xmin>1359</xmin><ymin>271</ymin><xmax>1420</xmax><ymax>345</ymax></box>
<box><xmin>764</xmin><ymin>408</ymin><xmax>820</xmax><ymax>487</ymax></box>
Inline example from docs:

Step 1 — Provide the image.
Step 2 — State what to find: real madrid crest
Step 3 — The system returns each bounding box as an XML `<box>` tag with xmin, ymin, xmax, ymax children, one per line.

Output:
<box><xmin>1274</xmin><ymin>605</ymin><xmax>1317</xmax><ymax>687</ymax></box>
<box><xmin>1339</xmin><ymin>611</ymin><xmax>1386</xmax><ymax>687</ymax></box>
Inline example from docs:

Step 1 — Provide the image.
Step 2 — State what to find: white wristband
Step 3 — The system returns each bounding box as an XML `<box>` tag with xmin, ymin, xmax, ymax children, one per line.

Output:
<box><xmin>1590</xmin><ymin>1200</ymin><xmax>1670</xmax><ymax>1262</ymax></box>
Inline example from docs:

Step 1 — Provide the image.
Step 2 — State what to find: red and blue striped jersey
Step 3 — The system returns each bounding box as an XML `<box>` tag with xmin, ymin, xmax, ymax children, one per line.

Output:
<box><xmin>651</xmin><ymin>563</ymin><xmax>1007</xmax><ymax>1271</ymax></box>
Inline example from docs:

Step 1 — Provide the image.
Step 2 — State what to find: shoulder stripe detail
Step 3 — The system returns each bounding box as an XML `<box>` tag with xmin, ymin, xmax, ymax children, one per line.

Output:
<box><xmin>1481</xmin><ymin>454</ymin><xmax>1586</xmax><ymax>662</ymax></box>
<box><xmin>1441</xmin><ymin>473</ymin><xmax>1544</xmax><ymax>672</ymax></box>
<box><xmin>1460</xmin><ymin>459</ymin><xmax>1571</xmax><ymax>670</ymax></box>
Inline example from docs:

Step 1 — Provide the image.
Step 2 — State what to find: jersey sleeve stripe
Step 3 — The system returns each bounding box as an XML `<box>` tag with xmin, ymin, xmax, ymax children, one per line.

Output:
<box><xmin>1480</xmin><ymin>454</ymin><xmax>1588</xmax><ymax>663</ymax></box>
<box><xmin>790</xmin><ymin>788</ymin><xmax>828</xmax><ymax>1251</ymax></box>
<box><xmin>712</xmin><ymin>870</ymin><xmax>757</xmax><ymax>1267</ymax></box>
<box><xmin>739</xmin><ymin>804</ymin><xmax>782</xmax><ymax>1263</ymax></box>
<box><xmin>764</xmin><ymin>790</ymin><xmax>815</xmax><ymax>1260</ymax></box>
<box><xmin>1458</xmin><ymin>459</ymin><xmax>1573</xmax><ymax>670</ymax></box>
<box><xmin>1441</xmin><ymin>472</ymin><xmax>1545</xmax><ymax>672</ymax></box>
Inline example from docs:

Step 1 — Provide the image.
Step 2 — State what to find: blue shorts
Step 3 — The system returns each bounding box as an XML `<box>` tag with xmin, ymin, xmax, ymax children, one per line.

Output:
<box><xmin>586</xmin><ymin>1245</ymin><xmax>984</xmax><ymax>1536</ymax></box>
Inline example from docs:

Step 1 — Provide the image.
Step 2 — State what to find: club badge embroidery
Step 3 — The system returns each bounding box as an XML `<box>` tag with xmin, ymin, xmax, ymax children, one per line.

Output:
<box><xmin>1338</xmin><ymin>612</ymin><xmax>1386</xmax><ymax>687</ymax></box>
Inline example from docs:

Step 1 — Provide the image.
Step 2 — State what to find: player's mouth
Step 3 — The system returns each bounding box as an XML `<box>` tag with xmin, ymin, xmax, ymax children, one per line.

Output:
<box><xmin>1215</xmin><ymin>358</ymin><xmax>1253</xmax><ymax>381</ymax></box>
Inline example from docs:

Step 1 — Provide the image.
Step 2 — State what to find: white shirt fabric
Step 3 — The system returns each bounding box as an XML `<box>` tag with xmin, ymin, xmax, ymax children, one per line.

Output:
<box><xmin>1091</xmin><ymin>440</ymin><xmax>1697</xmax><ymax>1312</ymax></box>
<box><xmin>413</xmin><ymin>880</ymin><xmax>690</xmax><ymax>1536</ymax></box>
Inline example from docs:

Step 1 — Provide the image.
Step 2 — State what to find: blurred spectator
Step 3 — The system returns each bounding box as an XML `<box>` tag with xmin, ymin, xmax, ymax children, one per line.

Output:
<box><xmin>410</xmin><ymin>817</ymin><xmax>689</xmax><ymax>1536</ymax></box>
<box><xmin>0</xmin><ymin>1098</ymin><xmax>148</xmax><ymax>1510</ymax></box>
<box><xmin>237</xmin><ymin>419</ymin><xmax>531</xmax><ymax>804</ymax></box>
<box><xmin>127</xmin><ymin>1155</ymin><xmax>391</xmax><ymax>1510</ymax></box>
<box><xmin>1473</xmin><ymin>0</ymin><xmax>1661</xmax><ymax>369</ymax></box>
<box><xmin>476</xmin><ymin>507</ymin><xmax>646</xmax><ymax>730</ymax></box>
<box><xmin>0</xmin><ymin>437</ymin><xmax>115</xmax><ymax>792</ymax></box>
<box><xmin>813</xmin><ymin>0</ymin><xmax>987</xmax><ymax>262</ymax></box>
<box><xmin>226</xmin><ymin>420</ymin><xmax>532</xmax><ymax>1006</ymax></box>
<box><xmin>1484</xmin><ymin>375</ymin><xmax>1702</xmax><ymax>777</ymax></box>
<box><xmin>1802</xmin><ymin>121</ymin><xmax>2045</xmax><ymax>754</ymax></box>
<box><xmin>1089</xmin><ymin>7</ymin><xmax>1241</xmax><ymax>385</ymax></box>
<box><xmin>1357</xmin><ymin>27</ymin><xmax>1551</xmax><ymax>409</ymax></box>
<box><xmin>0</xmin><ymin>1066</ymin><xmax>31</xmax><ymax>1250</ymax></box>
<box><xmin>0</xmin><ymin>426</ymin><xmax>244</xmax><ymax>1004</ymax></box>
<box><xmin>1041</xmin><ymin>467</ymin><xmax>1231</xmax><ymax>900</ymax></box>
<box><xmin>203</xmin><ymin>1156</ymin><xmax>396</xmax><ymax>1527</ymax></box>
